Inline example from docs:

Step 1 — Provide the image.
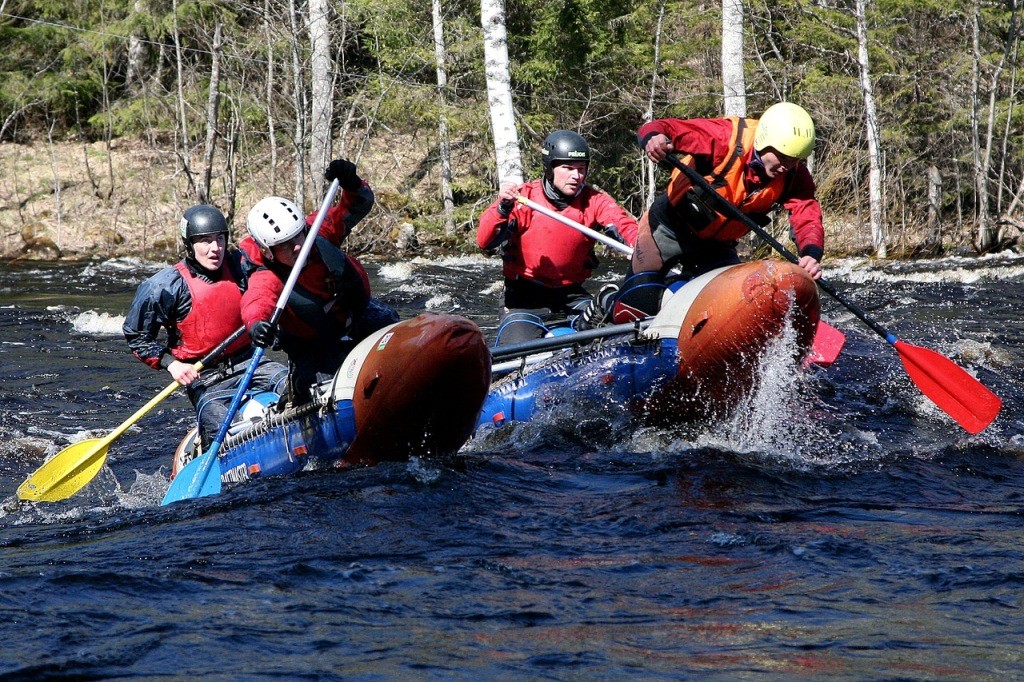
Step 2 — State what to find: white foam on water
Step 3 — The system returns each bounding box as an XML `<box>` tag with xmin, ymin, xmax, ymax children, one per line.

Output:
<box><xmin>392</xmin><ymin>282</ymin><xmax>444</xmax><ymax>301</ymax></box>
<box><xmin>688</xmin><ymin>322</ymin><xmax>877</xmax><ymax>468</ymax></box>
<box><xmin>481</xmin><ymin>280</ymin><xmax>504</xmax><ymax>297</ymax></box>
<box><xmin>409</xmin><ymin>254</ymin><xmax>492</xmax><ymax>269</ymax></box>
<box><xmin>425</xmin><ymin>294</ymin><xmax>459</xmax><ymax>311</ymax></box>
<box><xmin>378</xmin><ymin>262</ymin><xmax>414</xmax><ymax>280</ymax></box>
<box><xmin>829</xmin><ymin>251</ymin><xmax>1024</xmax><ymax>285</ymax></box>
<box><xmin>71</xmin><ymin>310</ymin><xmax>125</xmax><ymax>336</ymax></box>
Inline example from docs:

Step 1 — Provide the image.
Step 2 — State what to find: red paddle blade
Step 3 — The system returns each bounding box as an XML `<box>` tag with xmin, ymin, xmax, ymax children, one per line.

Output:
<box><xmin>804</xmin><ymin>320</ymin><xmax>846</xmax><ymax>368</ymax></box>
<box><xmin>893</xmin><ymin>340</ymin><xmax>1001</xmax><ymax>434</ymax></box>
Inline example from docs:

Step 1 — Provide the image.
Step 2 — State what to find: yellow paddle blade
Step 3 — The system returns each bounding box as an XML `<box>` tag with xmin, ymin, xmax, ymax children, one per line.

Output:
<box><xmin>17</xmin><ymin>438</ymin><xmax>109</xmax><ymax>502</ymax></box>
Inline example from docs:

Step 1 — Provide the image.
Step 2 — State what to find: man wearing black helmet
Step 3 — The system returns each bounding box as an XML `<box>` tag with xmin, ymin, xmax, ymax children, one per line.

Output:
<box><xmin>477</xmin><ymin>130</ymin><xmax>639</xmax><ymax>345</ymax></box>
<box><xmin>123</xmin><ymin>205</ymin><xmax>286</xmax><ymax>447</ymax></box>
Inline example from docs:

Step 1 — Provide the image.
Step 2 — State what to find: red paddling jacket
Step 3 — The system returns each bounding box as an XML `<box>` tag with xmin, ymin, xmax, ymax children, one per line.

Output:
<box><xmin>239</xmin><ymin>198</ymin><xmax>372</xmax><ymax>344</ymax></box>
<box><xmin>477</xmin><ymin>179</ymin><xmax>639</xmax><ymax>288</ymax></box>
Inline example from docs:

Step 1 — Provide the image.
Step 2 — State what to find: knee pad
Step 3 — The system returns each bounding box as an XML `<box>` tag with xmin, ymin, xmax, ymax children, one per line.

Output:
<box><xmin>612</xmin><ymin>272</ymin><xmax>666</xmax><ymax>323</ymax></box>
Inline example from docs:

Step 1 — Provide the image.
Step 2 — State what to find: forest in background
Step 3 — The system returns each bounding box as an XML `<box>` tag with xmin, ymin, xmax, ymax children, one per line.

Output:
<box><xmin>1</xmin><ymin>0</ymin><xmax>1023</xmax><ymax>261</ymax></box>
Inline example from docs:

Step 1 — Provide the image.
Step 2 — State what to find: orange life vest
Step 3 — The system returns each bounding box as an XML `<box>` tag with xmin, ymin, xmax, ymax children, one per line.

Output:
<box><xmin>664</xmin><ymin>117</ymin><xmax>789</xmax><ymax>241</ymax></box>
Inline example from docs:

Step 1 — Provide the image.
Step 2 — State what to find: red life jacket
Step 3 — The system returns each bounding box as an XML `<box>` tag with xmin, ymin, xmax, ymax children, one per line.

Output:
<box><xmin>170</xmin><ymin>261</ymin><xmax>250</xmax><ymax>361</ymax></box>
<box><xmin>665</xmin><ymin>117</ymin><xmax>788</xmax><ymax>241</ymax></box>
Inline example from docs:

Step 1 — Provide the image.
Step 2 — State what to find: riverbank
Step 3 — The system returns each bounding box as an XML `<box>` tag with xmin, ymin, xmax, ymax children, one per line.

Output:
<box><xmin>0</xmin><ymin>135</ymin><xmax>971</xmax><ymax>264</ymax></box>
<box><xmin>0</xmin><ymin>135</ymin><xmax>488</xmax><ymax>263</ymax></box>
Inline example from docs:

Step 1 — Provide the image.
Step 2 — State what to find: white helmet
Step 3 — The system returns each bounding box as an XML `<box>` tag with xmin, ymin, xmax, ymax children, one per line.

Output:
<box><xmin>246</xmin><ymin>197</ymin><xmax>305</xmax><ymax>249</ymax></box>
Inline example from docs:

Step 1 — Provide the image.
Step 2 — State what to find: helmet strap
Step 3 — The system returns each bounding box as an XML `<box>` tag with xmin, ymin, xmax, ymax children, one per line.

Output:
<box><xmin>748</xmin><ymin>148</ymin><xmax>767</xmax><ymax>178</ymax></box>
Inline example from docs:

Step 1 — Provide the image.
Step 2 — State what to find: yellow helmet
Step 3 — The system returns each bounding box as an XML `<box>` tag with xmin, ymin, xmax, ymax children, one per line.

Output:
<box><xmin>753</xmin><ymin>102</ymin><xmax>816</xmax><ymax>160</ymax></box>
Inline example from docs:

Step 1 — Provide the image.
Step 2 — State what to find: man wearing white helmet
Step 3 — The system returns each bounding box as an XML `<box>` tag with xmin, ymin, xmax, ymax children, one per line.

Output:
<box><xmin>123</xmin><ymin>204</ymin><xmax>286</xmax><ymax>447</ymax></box>
<box><xmin>613</xmin><ymin>102</ymin><xmax>825</xmax><ymax>323</ymax></box>
<box><xmin>238</xmin><ymin>159</ymin><xmax>398</xmax><ymax>406</ymax></box>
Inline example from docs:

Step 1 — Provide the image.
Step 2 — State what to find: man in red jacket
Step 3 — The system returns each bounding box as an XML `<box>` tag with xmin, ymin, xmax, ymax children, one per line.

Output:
<box><xmin>614</xmin><ymin>102</ymin><xmax>825</xmax><ymax>323</ymax></box>
<box><xmin>477</xmin><ymin>130</ymin><xmax>639</xmax><ymax>345</ymax></box>
<box><xmin>239</xmin><ymin>159</ymin><xmax>398</xmax><ymax>406</ymax></box>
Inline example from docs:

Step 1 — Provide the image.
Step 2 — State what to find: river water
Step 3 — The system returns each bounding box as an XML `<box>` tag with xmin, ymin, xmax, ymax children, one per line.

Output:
<box><xmin>1</xmin><ymin>252</ymin><xmax>1022</xmax><ymax>680</ymax></box>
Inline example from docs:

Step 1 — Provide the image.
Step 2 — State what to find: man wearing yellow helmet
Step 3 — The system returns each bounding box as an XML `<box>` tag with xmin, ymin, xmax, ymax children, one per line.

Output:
<box><xmin>613</xmin><ymin>103</ymin><xmax>825</xmax><ymax>323</ymax></box>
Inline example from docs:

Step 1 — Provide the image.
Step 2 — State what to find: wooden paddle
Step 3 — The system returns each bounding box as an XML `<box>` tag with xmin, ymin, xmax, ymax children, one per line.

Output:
<box><xmin>17</xmin><ymin>325</ymin><xmax>247</xmax><ymax>503</ymax></box>
<box><xmin>161</xmin><ymin>179</ymin><xmax>341</xmax><ymax>505</ymax></box>
<box><xmin>515</xmin><ymin>193</ymin><xmax>846</xmax><ymax>367</ymax></box>
<box><xmin>664</xmin><ymin>152</ymin><xmax>1001</xmax><ymax>433</ymax></box>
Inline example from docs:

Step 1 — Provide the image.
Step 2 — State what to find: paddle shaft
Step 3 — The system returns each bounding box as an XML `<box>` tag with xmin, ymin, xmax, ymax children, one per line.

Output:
<box><xmin>664</xmin><ymin>154</ymin><xmax>896</xmax><ymax>344</ymax></box>
<box><xmin>102</xmin><ymin>325</ymin><xmax>248</xmax><ymax>446</ymax></box>
<box><xmin>515</xmin><ymin>195</ymin><xmax>632</xmax><ymax>256</ymax></box>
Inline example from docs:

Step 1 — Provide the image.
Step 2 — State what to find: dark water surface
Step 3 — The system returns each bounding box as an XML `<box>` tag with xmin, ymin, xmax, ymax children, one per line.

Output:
<box><xmin>1</xmin><ymin>253</ymin><xmax>1023</xmax><ymax>680</ymax></box>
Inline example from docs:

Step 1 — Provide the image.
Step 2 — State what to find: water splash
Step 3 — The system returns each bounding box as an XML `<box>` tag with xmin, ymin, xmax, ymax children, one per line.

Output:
<box><xmin>378</xmin><ymin>262</ymin><xmax>414</xmax><ymax>280</ymax></box>
<box><xmin>425</xmin><ymin>293</ymin><xmax>459</xmax><ymax>311</ymax></box>
<box><xmin>830</xmin><ymin>251</ymin><xmax>1024</xmax><ymax>285</ymax></box>
<box><xmin>71</xmin><ymin>310</ymin><xmax>125</xmax><ymax>336</ymax></box>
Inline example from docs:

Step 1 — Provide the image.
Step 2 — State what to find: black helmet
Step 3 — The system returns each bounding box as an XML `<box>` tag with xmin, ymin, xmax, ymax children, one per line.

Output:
<box><xmin>541</xmin><ymin>130</ymin><xmax>590</xmax><ymax>172</ymax></box>
<box><xmin>179</xmin><ymin>205</ymin><xmax>228</xmax><ymax>245</ymax></box>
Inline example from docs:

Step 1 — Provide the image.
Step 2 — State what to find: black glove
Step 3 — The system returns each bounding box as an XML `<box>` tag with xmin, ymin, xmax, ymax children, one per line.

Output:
<box><xmin>324</xmin><ymin>159</ymin><xmax>362</xmax><ymax>191</ymax></box>
<box><xmin>497</xmin><ymin>198</ymin><xmax>515</xmax><ymax>218</ymax></box>
<box><xmin>250</xmin><ymin>321</ymin><xmax>278</xmax><ymax>349</ymax></box>
<box><xmin>603</xmin><ymin>224</ymin><xmax>625</xmax><ymax>243</ymax></box>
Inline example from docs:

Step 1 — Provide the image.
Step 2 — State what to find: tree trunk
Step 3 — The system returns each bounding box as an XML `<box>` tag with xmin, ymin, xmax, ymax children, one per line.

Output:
<box><xmin>225</xmin><ymin>102</ymin><xmax>241</xmax><ymax>228</ymax></box>
<box><xmin>927</xmin><ymin>165</ymin><xmax>942</xmax><ymax>251</ymax></box>
<box><xmin>855</xmin><ymin>0</ymin><xmax>886</xmax><ymax>258</ymax></box>
<box><xmin>265</xmin><ymin>0</ymin><xmax>278</xmax><ymax>194</ymax></box>
<box><xmin>972</xmin><ymin>0</ymin><xmax>994</xmax><ymax>251</ymax></box>
<box><xmin>982</xmin><ymin>2</ymin><xmax>1018</xmax><ymax>246</ymax></box>
<box><xmin>643</xmin><ymin>0</ymin><xmax>666</xmax><ymax>208</ymax></box>
<box><xmin>308</xmin><ymin>0</ymin><xmax>333</xmax><ymax>187</ymax></box>
<box><xmin>721</xmin><ymin>0</ymin><xmax>746</xmax><ymax>117</ymax></box>
<box><xmin>289</xmin><ymin>0</ymin><xmax>307</xmax><ymax>207</ymax></box>
<box><xmin>200</xmin><ymin>23</ymin><xmax>223</xmax><ymax>205</ymax></box>
<box><xmin>172</xmin><ymin>0</ymin><xmax>195</xmax><ymax>199</ymax></box>
<box><xmin>125</xmin><ymin>0</ymin><xmax>147</xmax><ymax>92</ymax></box>
<box><xmin>433</xmin><ymin>0</ymin><xmax>456</xmax><ymax>235</ymax></box>
<box><xmin>481</xmin><ymin>0</ymin><xmax>523</xmax><ymax>185</ymax></box>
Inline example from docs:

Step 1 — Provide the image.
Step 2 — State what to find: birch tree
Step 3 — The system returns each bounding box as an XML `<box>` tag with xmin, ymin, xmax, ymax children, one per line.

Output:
<box><xmin>481</xmin><ymin>0</ymin><xmax>523</xmax><ymax>185</ymax></box>
<box><xmin>171</xmin><ymin>0</ymin><xmax>194</xmax><ymax>198</ymax></box>
<box><xmin>855</xmin><ymin>0</ymin><xmax>885</xmax><ymax>257</ymax></box>
<box><xmin>288</xmin><ymin>0</ymin><xmax>307</xmax><ymax>207</ymax></box>
<box><xmin>433</xmin><ymin>0</ymin><xmax>456</xmax><ymax>234</ymax></box>
<box><xmin>125</xmin><ymin>0</ymin><xmax>148</xmax><ymax>92</ymax></box>
<box><xmin>643</xmin><ymin>0</ymin><xmax>666</xmax><ymax>208</ymax></box>
<box><xmin>264</xmin><ymin>0</ymin><xmax>279</xmax><ymax>194</ymax></box>
<box><xmin>971</xmin><ymin>0</ymin><xmax>994</xmax><ymax>251</ymax></box>
<box><xmin>721</xmin><ymin>0</ymin><xmax>746</xmax><ymax>117</ymax></box>
<box><xmin>308</xmin><ymin>0</ymin><xmax>333</xmax><ymax>188</ymax></box>
<box><xmin>199</xmin><ymin>23</ymin><xmax>223</xmax><ymax>204</ymax></box>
